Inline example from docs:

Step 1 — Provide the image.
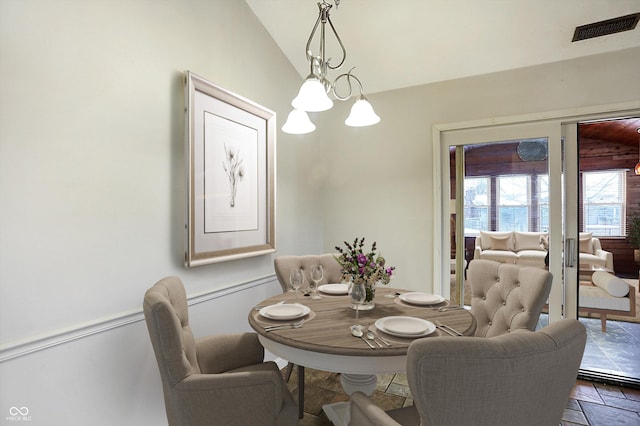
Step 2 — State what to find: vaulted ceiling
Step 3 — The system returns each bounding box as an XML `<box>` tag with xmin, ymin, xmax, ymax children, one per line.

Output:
<box><xmin>246</xmin><ymin>0</ymin><xmax>640</xmax><ymax>94</ymax></box>
<box><xmin>247</xmin><ymin>1</ymin><xmax>640</xmax><ymax>146</ymax></box>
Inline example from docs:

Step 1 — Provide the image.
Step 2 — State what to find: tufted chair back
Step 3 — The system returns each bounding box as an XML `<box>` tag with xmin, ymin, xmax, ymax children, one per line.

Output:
<box><xmin>144</xmin><ymin>277</ymin><xmax>200</xmax><ymax>388</ymax></box>
<box><xmin>349</xmin><ymin>319</ymin><xmax>586</xmax><ymax>426</ymax></box>
<box><xmin>468</xmin><ymin>259</ymin><xmax>552</xmax><ymax>337</ymax></box>
<box><xmin>274</xmin><ymin>254</ymin><xmax>343</xmax><ymax>293</ymax></box>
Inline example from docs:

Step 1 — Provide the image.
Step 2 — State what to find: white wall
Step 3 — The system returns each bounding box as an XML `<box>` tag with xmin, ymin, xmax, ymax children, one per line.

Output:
<box><xmin>0</xmin><ymin>0</ymin><xmax>322</xmax><ymax>424</ymax></box>
<box><xmin>321</xmin><ymin>47</ymin><xmax>640</xmax><ymax>293</ymax></box>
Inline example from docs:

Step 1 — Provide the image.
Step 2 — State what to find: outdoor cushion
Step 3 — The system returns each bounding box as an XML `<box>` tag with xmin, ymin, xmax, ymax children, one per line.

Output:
<box><xmin>592</xmin><ymin>271</ymin><xmax>629</xmax><ymax>297</ymax></box>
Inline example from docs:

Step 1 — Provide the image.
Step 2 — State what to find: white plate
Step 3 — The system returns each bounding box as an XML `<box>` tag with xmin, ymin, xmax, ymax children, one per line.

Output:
<box><xmin>375</xmin><ymin>316</ymin><xmax>436</xmax><ymax>337</ymax></box>
<box><xmin>259</xmin><ymin>303</ymin><xmax>310</xmax><ymax>320</ymax></box>
<box><xmin>399</xmin><ymin>292</ymin><xmax>445</xmax><ymax>306</ymax></box>
<box><xmin>318</xmin><ymin>283</ymin><xmax>349</xmax><ymax>295</ymax></box>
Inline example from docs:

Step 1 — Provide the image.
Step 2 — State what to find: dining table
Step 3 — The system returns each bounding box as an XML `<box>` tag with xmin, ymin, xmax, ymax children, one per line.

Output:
<box><xmin>248</xmin><ymin>285</ymin><xmax>476</xmax><ymax>425</ymax></box>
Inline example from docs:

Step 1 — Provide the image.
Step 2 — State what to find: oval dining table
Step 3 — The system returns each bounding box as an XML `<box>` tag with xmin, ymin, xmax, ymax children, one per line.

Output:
<box><xmin>248</xmin><ymin>285</ymin><xmax>476</xmax><ymax>424</ymax></box>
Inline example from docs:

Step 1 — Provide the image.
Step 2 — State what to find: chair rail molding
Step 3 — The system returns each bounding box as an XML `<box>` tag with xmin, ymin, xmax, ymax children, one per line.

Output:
<box><xmin>0</xmin><ymin>275</ymin><xmax>277</xmax><ymax>363</ymax></box>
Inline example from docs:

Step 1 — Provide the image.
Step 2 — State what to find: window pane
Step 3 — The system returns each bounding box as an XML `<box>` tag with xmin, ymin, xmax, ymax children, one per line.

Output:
<box><xmin>499</xmin><ymin>206</ymin><xmax>529</xmax><ymax>231</ymax></box>
<box><xmin>582</xmin><ymin>170</ymin><xmax>625</xmax><ymax>237</ymax></box>
<box><xmin>464</xmin><ymin>177</ymin><xmax>489</xmax><ymax>234</ymax></box>
<box><xmin>464</xmin><ymin>206</ymin><xmax>489</xmax><ymax>233</ymax></box>
<box><xmin>499</xmin><ymin>175</ymin><xmax>529</xmax><ymax>205</ymax></box>
<box><xmin>584</xmin><ymin>205</ymin><xmax>623</xmax><ymax>236</ymax></box>
<box><xmin>498</xmin><ymin>175</ymin><xmax>530</xmax><ymax>231</ymax></box>
<box><xmin>584</xmin><ymin>172</ymin><xmax>623</xmax><ymax>203</ymax></box>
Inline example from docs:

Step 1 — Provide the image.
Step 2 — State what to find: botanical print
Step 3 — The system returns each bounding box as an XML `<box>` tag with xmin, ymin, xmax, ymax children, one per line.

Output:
<box><xmin>203</xmin><ymin>111</ymin><xmax>258</xmax><ymax>234</ymax></box>
<box><xmin>222</xmin><ymin>143</ymin><xmax>244</xmax><ymax>207</ymax></box>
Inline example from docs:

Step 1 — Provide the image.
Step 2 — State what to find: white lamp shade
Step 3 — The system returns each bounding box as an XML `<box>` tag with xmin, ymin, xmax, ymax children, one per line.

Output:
<box><xmin>291</xmin><ymin>77</ymin><xmax>333</xmax><ymax>112</ymax></box>
<box><xmin>282</xmin><ymin>109</ymin><xmax>316</xmax><ymax>134</ymax></box>
<box><xmin>344</xmin><ymin>98</ymin><xmax>380</xmax><ymax>127</ymax></box>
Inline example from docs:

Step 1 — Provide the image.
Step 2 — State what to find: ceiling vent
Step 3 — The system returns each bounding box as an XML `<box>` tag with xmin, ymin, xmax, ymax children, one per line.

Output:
<box><xmin>572</xmin><ymin>13</ymin><xmax>640</xmax><ymax>42</ymax></box>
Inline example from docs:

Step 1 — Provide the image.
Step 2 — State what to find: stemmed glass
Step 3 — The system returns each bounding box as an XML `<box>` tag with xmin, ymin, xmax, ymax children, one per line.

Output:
<box><xmin>290</xmin><ymin>268</ymin><xmax>304</xmax><ymax>300</ymax></box>
<box><xmin>310</xmin><ymin>264</ymin><xmax>324</xmax><ymax>300</ymax></box>
<box><xmin>349</xmin><ymin>281</ymin><xmax>366</xmax><ymax>335</ymax></box>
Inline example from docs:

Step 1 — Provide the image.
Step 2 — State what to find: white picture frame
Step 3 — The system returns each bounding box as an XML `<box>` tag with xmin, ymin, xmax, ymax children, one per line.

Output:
<box><xmin>184</xmin><ymin>71</ymin><xmax>275</xmax><ymax>266</ymax></box>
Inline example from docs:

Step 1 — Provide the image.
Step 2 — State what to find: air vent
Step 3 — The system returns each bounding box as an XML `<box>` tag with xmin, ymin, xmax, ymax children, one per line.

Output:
<box><xmin>572</xmin><ymin>13</ymin><xmax>640</xmax><ymax>42</ymax></box>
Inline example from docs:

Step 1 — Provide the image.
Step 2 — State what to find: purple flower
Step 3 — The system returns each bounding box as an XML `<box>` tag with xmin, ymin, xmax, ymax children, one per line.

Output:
<box><xmin>334</xmin><ymin>237</ymin><xmax>395</xmax><ymax>285</ymax></box>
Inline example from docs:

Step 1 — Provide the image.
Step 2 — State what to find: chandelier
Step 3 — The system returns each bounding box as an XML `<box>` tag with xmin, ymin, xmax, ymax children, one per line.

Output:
<box><xmin>282</xmin><ymin>0</ymin><xmax>380</xmax><ymax>134</ymax></box>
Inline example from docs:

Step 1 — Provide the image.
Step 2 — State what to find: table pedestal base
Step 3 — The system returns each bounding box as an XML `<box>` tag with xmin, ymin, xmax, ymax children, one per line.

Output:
<box><xmin>340</xmin><ymin>373</ymin><xmax>377</xmax><ymax>396</ymax></box>
<box><xmin>323</xmin><ymin>402</ymin><xmax>350</xmax><ymax>426</ymax></box>
<box><xmin>323</xmin><ymin>373</ymin><xmax>377</xmax><ymax>426</ymax></box>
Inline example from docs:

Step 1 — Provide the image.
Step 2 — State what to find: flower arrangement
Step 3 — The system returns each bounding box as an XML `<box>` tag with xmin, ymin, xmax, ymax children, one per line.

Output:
<box><xmin>334</xmin><ymin>237</ymin><xmax>395</xmax><ymax>287</ymax></box>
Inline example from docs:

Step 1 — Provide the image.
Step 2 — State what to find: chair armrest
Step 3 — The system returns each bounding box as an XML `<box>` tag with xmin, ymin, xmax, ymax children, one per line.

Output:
<box><xmin>349</xmin><ymin>391</ymin><xmax>402</xmax><ymax>426</ymax></box>
<box><xmin>473</xmin><ymin>246</ymin><xmax>482</xmax><ymax>259</ymax></box>
<box><xmin>196</xmin><ymin>333</ymin><xmax>264</xmax><ymax>374</ymax></box>
<box><xmin>173</xmin><ymin>370</ymin><xmax>285</xmax><ymax>423</ymax></box>
<box><xmin>595</xmin><ymin>249</ymin><xmax>614</xmax><ymax>271</ymax></box>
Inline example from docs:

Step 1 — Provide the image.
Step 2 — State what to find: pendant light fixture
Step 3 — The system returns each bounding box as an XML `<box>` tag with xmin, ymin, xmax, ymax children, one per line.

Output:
<box><xmin>282</xmin><ymin>0</ymin><xmax>380</xmax><ymax>134</ymax></box>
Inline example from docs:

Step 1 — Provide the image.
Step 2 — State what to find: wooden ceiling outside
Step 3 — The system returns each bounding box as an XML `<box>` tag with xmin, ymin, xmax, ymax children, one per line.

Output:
<box><xmin>451</xmin><ymin>117</ymin><xmax>640</xmax><ymax>172</ymax></box>
<box><xmin>580</xmin><ymin>117</ymin><xmax>640</xmax><ymax>147</ymax></box>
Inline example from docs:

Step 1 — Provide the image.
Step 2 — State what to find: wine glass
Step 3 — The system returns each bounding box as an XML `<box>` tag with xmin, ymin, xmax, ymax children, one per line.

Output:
<box><xmin>349</xmin><ymin>281</ymin><xmax>366</xmax><ymax>335</ymax></box>
<box><xmin>290</xmin><ymin>268</ymin><xmax>304</xmax><ymax>300</ymax></box>
<box><xmin>310</xmin><ymin>264</ymin><xmax>324</xmax><ymax>300</ymax></box>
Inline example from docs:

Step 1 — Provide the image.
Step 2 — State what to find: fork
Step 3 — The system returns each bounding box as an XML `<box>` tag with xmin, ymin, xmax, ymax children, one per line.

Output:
<box><xmin>264</xmin><ymin>319</ymin><xmax>305</xmax><ymax>331</ymax></box>
<box><xmin>371</xmin><ymin>330</ymin><xmax>392</xmax><ymax>347</ymax></box>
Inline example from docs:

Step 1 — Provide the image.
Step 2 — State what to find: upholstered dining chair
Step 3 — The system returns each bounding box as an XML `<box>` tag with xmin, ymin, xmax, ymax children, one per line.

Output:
<box><xmin>143</xmin><ymin>276</ymin><xmax>297</xmax><ymax>426</ymax></box>
<box><xmin>349</xmin><ymin>318</ymin><xmax>587</xmax><ymax>426</ymax></box>
<box><xmin>467</xmin><ymin>259</ymin><xmax>553</xmax><ymax>337</ymax></box>
<box><xmin>273</xmin><ymin>254</ymin><xmax>343</xmax><ymax>418</ymax></box>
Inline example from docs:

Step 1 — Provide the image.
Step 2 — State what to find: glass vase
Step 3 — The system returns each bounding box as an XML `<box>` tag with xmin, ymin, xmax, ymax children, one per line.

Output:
<box><xmin>351</xmin><ymin>283</ymin><xmax>376</xmax><ymax>310</ymax></box>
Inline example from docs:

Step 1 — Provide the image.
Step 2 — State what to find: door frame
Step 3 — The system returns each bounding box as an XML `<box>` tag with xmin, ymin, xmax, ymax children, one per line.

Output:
<box><xmin>431</xmin><ymin>101</ymin><xmax>640</xmax><ymax>321</ymax></box>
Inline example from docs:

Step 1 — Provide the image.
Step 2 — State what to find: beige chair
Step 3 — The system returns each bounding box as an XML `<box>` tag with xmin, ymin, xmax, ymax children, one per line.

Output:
<box><xmin>273</xmin><ymin>254</ymin><xmax>343</xmax><ymax>418</ymax></box>
<box><xmin>468</xmin><ymin>259</ymin><xmax>553</xmax><ymax>337</ymax></box>
<box><xmin>349</xmin><ymin>319</ymin><xmax>587</xmax><ymax>426</ymax></box>
<box><xmin>143</xmin><ymin>276</ymin><xmax>297</xmax><ymax>426</ymax></box>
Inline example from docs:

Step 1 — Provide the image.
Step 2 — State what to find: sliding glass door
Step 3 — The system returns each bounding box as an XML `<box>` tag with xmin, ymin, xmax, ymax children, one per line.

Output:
<box><xmin>440</xmin><ymin>121</ymin><xmax>569</xmax><ymax>323</ymax></box>
<box><xmin>436</xmin><ymin>110</ymin><xmax>640</xmax><ymax>387</ymax></box>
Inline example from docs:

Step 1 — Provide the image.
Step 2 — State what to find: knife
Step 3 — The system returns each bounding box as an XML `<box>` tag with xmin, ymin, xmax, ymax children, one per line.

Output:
<box><xmin>436</xmin><ymin>321</ymin><xmax>462</xmax><ymax>336</ymax></box>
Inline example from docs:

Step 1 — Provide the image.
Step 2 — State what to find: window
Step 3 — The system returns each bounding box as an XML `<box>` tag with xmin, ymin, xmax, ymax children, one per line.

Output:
<box><xmin>464</xmin><ymin>177</ymin><xmax>490</xmax><ymax>234</ymax></box>
<box><xmin>497</xmin><ymin>175</ymin><xmax>530</xmax><ymax>231</ymax></box>
<box><xmin>583</xmin><ymin>170</ymin><xmax>626</xmax><ymax>236</ymax></box>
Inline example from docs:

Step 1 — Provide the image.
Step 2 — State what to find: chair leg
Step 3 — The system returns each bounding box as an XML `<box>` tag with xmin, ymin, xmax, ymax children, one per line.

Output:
<box><xmin>601</xmin><ymin>314</ymin><xmax>607</xmax><ymax>332</ymax></box>
<box><xmin>298</xmin><ymin>365</ymin><xmax>305</xmax><ymax>419</ymax></box>
<box><xmin>284</xmin><ymin>362</ymin><xmax>294</xmax><ymax>382</ymax></box>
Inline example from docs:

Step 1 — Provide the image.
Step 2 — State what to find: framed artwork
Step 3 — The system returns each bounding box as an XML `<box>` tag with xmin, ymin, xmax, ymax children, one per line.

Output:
<box><xmin>184</xmin><ymin>71</ymin><xmax>276</xmax><ymax>266</ymax></box>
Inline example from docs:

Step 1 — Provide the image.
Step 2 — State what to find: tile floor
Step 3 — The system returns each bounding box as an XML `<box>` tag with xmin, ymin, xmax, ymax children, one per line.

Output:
<box><xmin>537</xmin><ymin>315</ymin><xmax>640</xmax><ymax>386</ymax></box>
<box><xmin>287</xmin><ymin>368</ymin><xmax>640</xmax><ymax>425</ymax></box>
